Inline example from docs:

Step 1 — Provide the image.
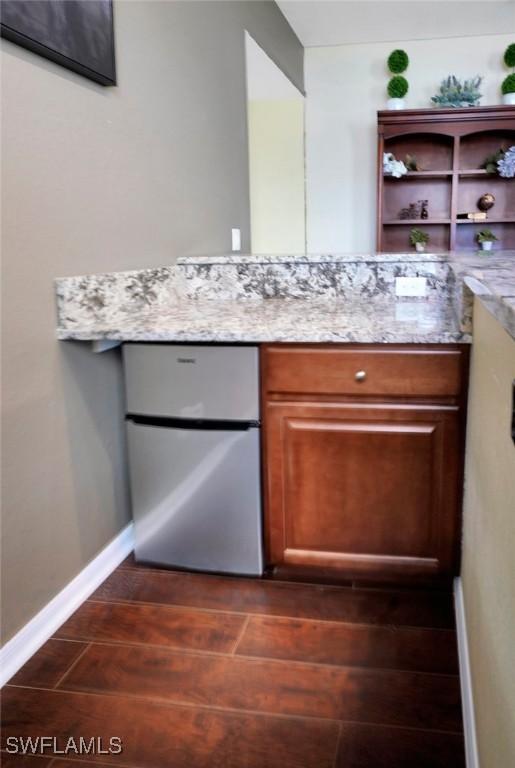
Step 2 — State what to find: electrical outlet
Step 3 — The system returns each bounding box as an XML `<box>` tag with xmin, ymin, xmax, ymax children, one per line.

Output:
<box><xmin>395</xmin><ymin>276</ymin><xmax>428</xmax><ymax>297</ymax></box>
<box><xmin>231</xmin><ymin>228</ymin><xmax>241</xmax><ymax>252</ymax></box>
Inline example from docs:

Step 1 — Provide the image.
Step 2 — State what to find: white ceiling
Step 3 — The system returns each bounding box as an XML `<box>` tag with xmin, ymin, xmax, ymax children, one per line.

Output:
<box><xmin>277</xmin><ymin>1</ymin><xmax>515</xmax><ymax>47</ymax></box>
<box><xmin>245</xmin><ymin>32</ymin><xmax>304</xmax><ymax>99</ymax></box>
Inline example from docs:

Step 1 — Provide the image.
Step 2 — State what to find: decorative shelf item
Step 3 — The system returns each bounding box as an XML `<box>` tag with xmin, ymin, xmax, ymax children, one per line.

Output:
<box><xmin>498</xmin><ymin>146</ymin><xmax>515</xmax><ymax>178</ymax></box>
<box><xmin>377</xmin><ymin>106</ymin><xmax>515</xmax><ymax>253</ymax></box>
<box><xmin>383</xmin><ymin>152</ymin><xmax>407</xmax><ymax>178</ymax></box>
<box><xmin>476</xmin><ymin>229</ymin><xmax>498</xmax><ymax>251</ymax></box>
<box><xmin>477</xmin><ymin>193</ymin><xmax>495</xmax><ymax>212</ymax></box>
<box><xmin>457</xmin><ymin>212</ymin><xmax>487</xmax><ymax>221</ymax></box>
<box><xmin>456</xmin><ymin>217</ymin><xmax>515</xmax><ymax>225</ymax></box>
<box><xmin>431</xmin><ymin>75</ymin><xmax>483</xmax><ymax>108</ymax></box>
<box><xmin>386</xmin><ymin>49</ymin><xmax>409</xmax><ymax>110</ymax></box>
<box><xmin>502</xmin><ymin>43</ymin><xmax>515</xmax><ymax>105</ymax></box>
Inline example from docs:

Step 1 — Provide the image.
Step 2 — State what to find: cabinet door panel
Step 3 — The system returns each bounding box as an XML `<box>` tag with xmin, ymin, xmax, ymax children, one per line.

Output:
<box><xmin>265</xmin><ymin>403</ymin><xmax>461</xmax><ymax>578</ymax></box>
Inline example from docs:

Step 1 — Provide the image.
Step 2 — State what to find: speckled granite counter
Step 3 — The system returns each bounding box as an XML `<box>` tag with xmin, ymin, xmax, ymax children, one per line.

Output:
<box><xmin>448</xmin><ymin>251</ymin><xmax>515</xmax><ymax>340</ymax></box>
<box><xmin>55</xmin><ymin>251</ymin><xmax>515</xmax><ymax>345</ymax></box>
<box><xmin>55</xmin><ymin>295</ymin><xmax>467</xmax><ymax>344</ymax></box>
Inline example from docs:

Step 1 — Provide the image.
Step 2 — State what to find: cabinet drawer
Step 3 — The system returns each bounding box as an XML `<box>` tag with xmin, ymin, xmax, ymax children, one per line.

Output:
<box><xmin>263</xmin><ymin>345</ymin><xmax>465</xmax><ymax>398</ymax></box>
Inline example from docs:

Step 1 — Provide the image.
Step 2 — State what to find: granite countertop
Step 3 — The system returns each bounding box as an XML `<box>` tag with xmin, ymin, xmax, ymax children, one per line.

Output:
<box><xmin>176</xmin><ymin>252</ymin><xmax>451</xmax><ymax>265</ymax></box>
<box><xmin>55</xmin><ymin>251</ymin><xmax>515</xmax><ymax>345</ymax></box>
<box><xmin>56</xmin><ymin>295</ymin><xmax>468</xmax><ymax>345</ymax></box>
<box><xmin>448</xmin><ymin>251</ymin><xmax>515</xmax><ymax>340</ymax></box>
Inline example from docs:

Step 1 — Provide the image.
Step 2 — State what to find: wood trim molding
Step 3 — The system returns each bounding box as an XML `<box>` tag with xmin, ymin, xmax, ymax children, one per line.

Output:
<box><xmin>284</xmin><ymin>549</ymin><xmax>440</xmax><ymax>575</ymax></box>
<box><xmin>378</xmin><ymin>105</ymin><xmax>515</xmax><ymax>125</ymax></box>
<box><xmin>0</xmin><ymin>523</ymin><xmax>134</xmax><ymax>686</ymax></box>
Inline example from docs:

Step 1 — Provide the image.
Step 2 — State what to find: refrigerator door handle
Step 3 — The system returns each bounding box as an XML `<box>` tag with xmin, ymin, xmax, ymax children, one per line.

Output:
<box><xmin>126</xmin><ymin>414</ymin><xmax>260</xmax><ymax>431</ymax></box>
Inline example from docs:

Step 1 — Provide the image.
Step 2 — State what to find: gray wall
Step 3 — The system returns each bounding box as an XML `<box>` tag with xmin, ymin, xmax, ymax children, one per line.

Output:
<box><xmin>0</xmin><ymin>1</ymin><xmax>303</xmax><ymax>643</ymax></box>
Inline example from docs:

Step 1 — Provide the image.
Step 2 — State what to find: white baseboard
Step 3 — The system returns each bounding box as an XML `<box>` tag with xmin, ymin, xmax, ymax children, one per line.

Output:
<box><xmin>0</xmin><ymin>523</ymin><xmax>134</xmax><ymax>687</ymax></box>
<box><xmin>454</xmin><ymin>577</ymin><xmax>480</xmax><ymax>768</ymax></box>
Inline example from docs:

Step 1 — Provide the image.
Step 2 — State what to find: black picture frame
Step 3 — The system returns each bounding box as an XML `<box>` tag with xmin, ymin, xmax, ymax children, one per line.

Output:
<box><xmin>1</xmin><ymin>0</ymin><xmax>116</xmax><ymax>86</ymax></box>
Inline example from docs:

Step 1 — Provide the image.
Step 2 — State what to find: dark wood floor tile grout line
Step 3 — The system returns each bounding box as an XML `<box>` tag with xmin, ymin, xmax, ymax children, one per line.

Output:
<box><xmin>45</xmin><ymin>637</ymin><xmax>461</xmax><ymax>679</ymax></box>
<box><xmin>53</xmin><ymin>636</ymin><xmax>240</xmax><ymax>662</ymax></box>
<box><xmin>1</xmin><ymin>752</ymin><xmax>52</xmax><ymax>763</ymax></box>
<box><xmin>53</xmin><ymin>643</ymin><xmax>92</xmax><ymax>690</ymax></box>
<box><xmin>120</xmin><ymin>557</ymin><xmax>455</xmax><ymax>595</ymax></box>
<box><xmin>332</xmin><ymin>722</ymin><xmax>344</xmax><ymax>768</ymax></box>
<box><xmin>4</xmin><ymin>683</ymin><xmax>342</xmax><ymax>727</ymax></box>
<box><xmin>1</xmin><ymin>747</ymin><xmax>135</xmax><ymax>768</ymax></box>
<box><xmin>230</xmin><ymin>615</ymin><xmax>251</xmax><ymax>655</ymax></box>
<box><xmin>1</xmin><ymin>751</ymin><xmax>144</xmax><ymax>768</ymax></box>
<box><xmin>5</xmin><ymin>682</ymin><xmax>465</xmax><ymax>735</ymax></box>
<box><xmin>82</xmin><ymin>597</ymin><xmax>245</xmax><ymax>620</ymax></box>
<box><xmin>11</xmin><ymin>635</ymin><xmax>462</xmax><ymax>679</ymax></box>
<box><xmin>117</xmin><ymin>562</ymin><xmax>455</xmax><ymax>598</ymax></box>
<box><xmin>46</xmin><ymin>757</ymin><xmax>135</xmax><ymax>768</ymax></box>
<box><xmin>38</xmin><ymin>751</ymin><xmax>153</xmax><ymax>768</ymax></box>
<box><xmin>86</xmin><ymin>596</ymin><xmax>455</xmax><ymax>632</ymax></box>
<box><xmin>6</xmin><ymin>637</ymin><xmax>460</xmax><ymax>693</ymax></box>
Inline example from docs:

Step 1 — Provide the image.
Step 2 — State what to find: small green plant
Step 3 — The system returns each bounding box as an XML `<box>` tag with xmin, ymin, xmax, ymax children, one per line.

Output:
<box><xmin>388</xmin><ymin>76</ymin><xmax>409</xmax><ymax>99</ymax></box>
<box><xmin>504</xmin><ymin>43</ymin><xmax>515</xmax><ymax>68</ymax></box>
<box><xmin>388</xmin><ymin>49</ymin><xmax>409</xmax><ymax>74</ymax></box>
<box><xmin>409</xmin><ymin>228</ymin><xmax>429</xmax><ymax>246</ymax></box>
<box><xmin>502</xmin><ymin>73</ymin><xmax>515</xmax><ymax>94</ymax></box>
<box><xmin>386</xmin><ymin>50</ymin><xmax>409</xmax><ymax>104</ymax></box>
<box><xmin>476</xmin><ymin>229</ymin><xmax>498</xmax><ymax>243</ymax></box>
<box><xmin>481</xmin><ymin>148</ymin><xmax>506</xmax><ymax>174</ymax></box>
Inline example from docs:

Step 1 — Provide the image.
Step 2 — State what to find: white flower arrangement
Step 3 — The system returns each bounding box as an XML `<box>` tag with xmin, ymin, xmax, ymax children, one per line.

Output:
<box><xmin>497</xmin><ymin>146</ymin><xmax>515</xmax><ymax>178</ymax></box>
<box><xmin>383</xmin><ymin>152</ymin><xmax>408</xmax><ymax>178</ymax></box>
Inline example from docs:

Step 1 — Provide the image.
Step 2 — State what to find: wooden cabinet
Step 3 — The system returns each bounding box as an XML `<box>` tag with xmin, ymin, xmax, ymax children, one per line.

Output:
<box><xmin>377</xmin><ymin>105</ymin><xmax>515</xmax><ymax>253</ymax></box>
<box><xmin>262</xmin><ymin>344</ymin><xmax>469</xmax><ymax>583</ymax></box>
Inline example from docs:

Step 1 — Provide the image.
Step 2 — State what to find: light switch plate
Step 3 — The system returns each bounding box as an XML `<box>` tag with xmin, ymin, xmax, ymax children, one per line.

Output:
<box><xmin>231</xmin><ymin>228</ymin><xmax>241</xmax><ymax>252</ymax></box>
<box><xmin>395</xmin><ymin>276</ymin><xmax>428</xmax><ymax>297</ymax></box>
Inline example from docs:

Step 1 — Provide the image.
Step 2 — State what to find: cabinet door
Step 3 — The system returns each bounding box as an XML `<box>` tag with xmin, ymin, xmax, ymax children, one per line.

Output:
<box><xmin>265</xmin><ymin>402</ymin><xmax>462</xmax><ymax>578</ymax></box>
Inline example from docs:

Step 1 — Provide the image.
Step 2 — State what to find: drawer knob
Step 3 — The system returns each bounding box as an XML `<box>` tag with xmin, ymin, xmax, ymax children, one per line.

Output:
<box><xmin>355</xmin><ymin>370</ymin><xmax>367</xmax><ymax>382</ymax></box>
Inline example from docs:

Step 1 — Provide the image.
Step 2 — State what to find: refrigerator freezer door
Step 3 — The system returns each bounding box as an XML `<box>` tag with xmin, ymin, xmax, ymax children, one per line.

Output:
<box><xmin>127</xmin><ymin>421</ymin><xmax>263</xmax><ymax>575</ymax></box>
<box><xmin>123</xmin><ymin>344</ymin><xmax>259</xmax><ymax>421</ymax></box>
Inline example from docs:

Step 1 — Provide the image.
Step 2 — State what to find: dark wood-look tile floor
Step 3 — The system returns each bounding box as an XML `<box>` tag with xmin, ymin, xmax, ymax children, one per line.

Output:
<box><xmin>1</xmin><ymin>556</ymin><xmax>465</xmax><ymax>767</ymax></box>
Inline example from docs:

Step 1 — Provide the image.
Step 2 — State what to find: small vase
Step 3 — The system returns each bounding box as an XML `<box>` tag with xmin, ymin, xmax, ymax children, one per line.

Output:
<box><xmin>415</xmin><ymin>242</ymin><xmax>426</xmax><ymax>253</ymax></box>
<box><xmin>480</xmin><ymin>241</ymin><xmax>493</xmax><ymax>251</ymax></box>
<box><xmin>502</xmin><ymin>92</ymin><xmax>515</xmax><ymax>105</ymax></box>
<box><xmin>387</xmin><ymin>98</ymin><xmax>405</xmax><ymax>110</ymax></box>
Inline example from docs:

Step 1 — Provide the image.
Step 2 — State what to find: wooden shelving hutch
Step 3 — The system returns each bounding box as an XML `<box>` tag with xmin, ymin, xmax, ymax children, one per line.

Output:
<box><xmin>377</xmin><ymin>105</ymin><xmax>515</xmax><ymax>253</ymax></box>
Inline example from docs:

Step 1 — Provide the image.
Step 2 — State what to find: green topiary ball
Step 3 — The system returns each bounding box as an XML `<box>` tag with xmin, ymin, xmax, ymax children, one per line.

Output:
<box><xmin>387</xmin><ymin>75</ymin><xmax>409</xmax><ymax>98</ymax></box>
<box><xmin>504</xmin><ymin>43</ymin><xmax>515</xmax><ymax>68</ymax></box>
<box><xmin>502</xmin><ymin>73</ymin><xmax>515</xmax><ymax>94</ymax></box>
<box><xmin>387</xmin><ymin>49</ymin><xmax>409</xmax><ymax>74</ymax></box>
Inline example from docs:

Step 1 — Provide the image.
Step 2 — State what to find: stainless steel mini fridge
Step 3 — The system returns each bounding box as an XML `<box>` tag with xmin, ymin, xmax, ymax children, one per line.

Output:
<box><xmin>123</xmin><ymin>344</ymin><xmax>263</xmax><ymax>575</ymax></box>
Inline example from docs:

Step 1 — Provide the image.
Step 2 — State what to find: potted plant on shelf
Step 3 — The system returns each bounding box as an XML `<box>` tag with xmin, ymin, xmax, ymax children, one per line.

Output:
<box><xmin>386</xmin><ymin>49</ymin><xmax>409</xmax><ymax>109</ymax></box>
<box><xmin>502</xmin><ymin>43</ymin><xmax>515</xmax><ymax>105</ymax></box>
<box><xmin>476</xmin><ymin>229</ymin><xmax>498</xmax><ymax>251</ymax></box>
<box><xmin>431</xmin><ymin>75</ymin><xmax>482</xmax><ymax>107</ymax></box>
<box><xmin>409</xmin><ymin>228</ymin><xmax>429</xmax><ymax>253</ymax></box>
<box><xmin>388</xmin><ymin>76</ymin><xmax>409</xmax><ymax>109</ymax></box>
